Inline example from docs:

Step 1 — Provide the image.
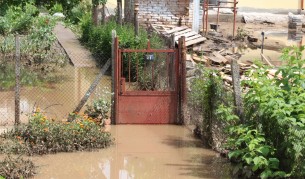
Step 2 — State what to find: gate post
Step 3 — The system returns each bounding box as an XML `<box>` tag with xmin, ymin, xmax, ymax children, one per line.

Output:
<box><xmin>178</xmin><ymin>36</ymin><xmax>187</xmax><ymax>124</ymax></box>
<box><xmin>111</xmin><ymin>30</ymin><xmax>117</xmax><ymax>124</ymax></box>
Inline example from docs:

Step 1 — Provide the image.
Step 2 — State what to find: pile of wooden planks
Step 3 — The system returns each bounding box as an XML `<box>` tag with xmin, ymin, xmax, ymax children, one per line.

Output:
<box><xmin>150</xmin><ymin>24</ymin><xmax>206</xmax><ymax>47</ymax></box>
<box><xmin>186</xmin><ymin>49</ymin><xmax>280</xmax><ymax>86</ymax></box>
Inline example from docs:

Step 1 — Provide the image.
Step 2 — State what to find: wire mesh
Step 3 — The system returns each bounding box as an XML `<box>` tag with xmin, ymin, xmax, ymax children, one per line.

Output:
<box><xmin>0</xmin><ymin>38</ymin><xmax>112</xmax><ymax>128</ymax></box>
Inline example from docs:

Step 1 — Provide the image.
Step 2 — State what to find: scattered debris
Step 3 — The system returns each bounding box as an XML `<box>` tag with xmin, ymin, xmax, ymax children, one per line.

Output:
<box><xmin>150</xmin><ymin>24</ymin><xmax>207</xmax><ymax>47</ymax></box>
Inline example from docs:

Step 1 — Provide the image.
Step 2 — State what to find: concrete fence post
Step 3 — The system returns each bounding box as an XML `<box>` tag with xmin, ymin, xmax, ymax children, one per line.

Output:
<box><xmin>231</xmin><ymin>59</ymin><xmax>244</xmax><ymax>123</ymax></box>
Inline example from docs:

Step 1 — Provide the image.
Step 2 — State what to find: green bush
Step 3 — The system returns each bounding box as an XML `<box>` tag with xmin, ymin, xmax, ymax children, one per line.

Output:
<box><xmin>80</xmin><ymin>18</ymin><xmax>165</xmax><ymax>76</ymax></box>
<box><xmin>0</xmin><ymin>3</ymin><xmax>39</xmax><ymax>35</ymax></box>
<box><xmin>68</xmin><ymin>1</ymin><xmax>91</xmax><ymax>24</ymax></box>
<box><xmin>0</xmin><ymin>155</ymin><xmax>36</xmax><ymax>179</ymax></box>
<box><xmin>49</xmin><ymin>2</ymin><xmax>63</xmax><ymax>15</ymax></box>
<box><xmin>189</xmin><ymin>66</ymin><xmax>234</xmax><ymax>145</ymax></box>
<box><xmin>190</xmin><ymin>46</ymin><xmax>305</xmax><ymax>177</ymax></box>
<box><xmin>0</xmin><ymin>110</ymin><xmax>113</xmax><ymax>155</ymax></box>
<box><xmin>244</xmin><ymin>46</ymin><xmax>305</xmax><ymax>177</ymax></box>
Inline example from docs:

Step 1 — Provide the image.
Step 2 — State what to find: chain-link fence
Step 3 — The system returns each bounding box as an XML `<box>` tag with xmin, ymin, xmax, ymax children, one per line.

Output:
<box><xmin>0</xmin><ymin>36</ymin><xmax>111</xmax><ymax>128</ymax></box>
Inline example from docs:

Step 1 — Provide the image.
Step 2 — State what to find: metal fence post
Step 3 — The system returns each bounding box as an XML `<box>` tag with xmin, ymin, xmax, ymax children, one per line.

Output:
<box><xmin>231</xmin><ymin>59</ymin><xmax>244</xmax><ymax>123</ymax></box>
<box><xmin>134</xmin><ymin>2</ymin><xmax>139</xmax><ymax>36</ymax></box>
<box><xmin>15</xmin><ymin>35</ymin><xmax>21</xmax><ymax>126</ymax></box>
<box><xmin>117</xmin><ymin>1</ymin><xmax>122</xmax><ymax>25</ymax></box>
<box><xmin>111</xmin><ymin>30</ymin><xmax>117</xmax><ymax>125</ymax></box>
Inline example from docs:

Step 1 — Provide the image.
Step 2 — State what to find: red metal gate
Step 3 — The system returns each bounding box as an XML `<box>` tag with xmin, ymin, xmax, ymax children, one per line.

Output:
<box><xmin>113</xmin><ymin>37</ymin><xmax>184</xmax><ymax>124</ymax></box>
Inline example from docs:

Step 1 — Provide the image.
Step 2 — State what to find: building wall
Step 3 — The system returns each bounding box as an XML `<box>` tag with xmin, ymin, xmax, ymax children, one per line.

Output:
<box><xmin>124</xmin><ymin>0</ymin><xmax>193</xmax><ymax>26</ymax></box>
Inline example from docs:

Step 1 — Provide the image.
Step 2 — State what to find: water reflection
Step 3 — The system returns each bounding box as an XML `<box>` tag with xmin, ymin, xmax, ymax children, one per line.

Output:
<box><xmin>32</xmin><ymin>125</ymin><xmax>231</xmax><ymax>179</ymax></box>
<box><xmin>0</xmin><ymin>64</ymin><xmax>111</xmax><ymax>125</ymax></box>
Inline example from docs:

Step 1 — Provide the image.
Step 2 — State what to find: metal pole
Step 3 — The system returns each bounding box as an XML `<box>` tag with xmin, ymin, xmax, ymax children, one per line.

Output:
<box><xmin>134</xmin><ymin>2</ymin><xmax>139</xmax><ymax>36</ymax></box>
<box><xmin>217</xmin><ymin>1</ymin><xmax>220</xmax><ymax>27</ymax></box>
<box><xmin>117</xmin><ymin>1</ymin><xmax>122</xmax><ymax>25</ymax></box>
<box><xmin>205</xmin><ymin>0</ymin><xmax>209</xmax><ymax>35</ymax></box>
<box><xmin>111</xmin><ymin>30</ymin><xmax>117</xmax><ymax>124</ymax></box>
<box><xmin>233</xmin><ymin>0</ymin><xmax>237</xmax><ymax>38</ymax></box>
<box><xmin>202</xmin><ymin>1</ymin><xmax>205</xmax><ymax>33</ymax></box>
<box><xmin>15</xmin><ymin>35</ymin><xmax>21</xmax><ymax>126</ymax></box>
<box><xmin>261</xmin><ymin>32</ymin><xmax>265</xmax><ymax>54</ymax></box>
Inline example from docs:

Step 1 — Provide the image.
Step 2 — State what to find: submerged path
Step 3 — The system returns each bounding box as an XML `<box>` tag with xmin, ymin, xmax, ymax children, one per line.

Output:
<box><xmin>33</xmin><ymin>125</ymin><xmax>231</xmax><ymax>179</ymax></box>
<box><xmin>54</xmin><ymin>23</ymin><xmax>96</xmax><ymax>68</ymax></box>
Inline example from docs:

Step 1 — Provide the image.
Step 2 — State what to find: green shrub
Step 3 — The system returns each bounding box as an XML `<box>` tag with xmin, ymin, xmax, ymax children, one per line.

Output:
<box><xmin>0</xmin><ymin>110</ymin><xmax>113</xmax><ymax>155</ymax></box>
<box><xmin>189</xmin><ymin>66</ymin><xmax>234</xmax><ymax>145</ymax></box>
<box><xmin>49</xmin><ymin>2</ymin><xmax>63</xmax><ymax>15</ymax></box>
<box><xmin>226</xmin><ymin>124</ymin><xmax>286</xmax><ymax>178</ymax></box>
<box><xmin>80</xmin><ymin>19</ymin><xmax>165</xmax><ymax>76</ymax></box>
<box><xmin>244</xmin><ymin>46</ymin><xmax>305</xmax><ymax>177</ymax></box>
<box><xmin>0</xmin><ymin>155</ymin><xmax>36</xmax><ymax>179</ymax></box>
<box><xmin>0</xmin><ymin>14</ymin><xmax>67</xmax><ymax>91</ymax></box>
<box><xmin>68</xmin><ymin>1</ymin><xmax>91</xmax><ymax>24</ymax></box>
<box><xmin>190</xmin><ymin>46</ymin><xmax>305</xmax><ymax>178</ymax></box>
<box><xmin>0</xmin><ymin>3</ymin><xmax>39</xmax><ymax>35</ymax></box>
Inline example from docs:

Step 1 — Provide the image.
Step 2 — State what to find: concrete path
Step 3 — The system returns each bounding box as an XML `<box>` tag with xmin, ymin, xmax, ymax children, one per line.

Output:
<box><xmin>54</xmin><ymin>23</ymin><xmax>96</xmax><ymax>68</ymax></box>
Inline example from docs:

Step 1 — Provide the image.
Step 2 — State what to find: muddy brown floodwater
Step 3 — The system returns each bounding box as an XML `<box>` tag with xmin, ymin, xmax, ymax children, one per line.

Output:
<box><xmin>0</xmin><ymin>64</ymin><xmax>111</xmax><ymax>125</ymax></box>
<box><xmin>31</xmin><ymin>125</ymin><xmax>231</xmax><ymax>179</ymax></box>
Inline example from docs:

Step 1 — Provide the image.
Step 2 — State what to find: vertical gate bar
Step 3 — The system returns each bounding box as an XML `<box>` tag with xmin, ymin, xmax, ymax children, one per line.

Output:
<box><xmin>166</xmin><ymin>52</ymin><xmax>170</xmax><ymax>90</ymax></box>
<box><xmin>119</xmin><ymin>52</ymin><xmax>122</xmax><ymax>77</ymax></box>
<box><xmin>151</xmin><ymin>54</ymin><xmax>154</xmax><ymax>90</ymax></box>
<box><xmin>128</xmin><ymin>53</ymin><xmax>131</xmax><ymax>89</ymax></box>
<box><xmin>176</xmin><ymin>47</ymin><xmax>180</xmax><ymax>124</ymax></box>
<box><xmin>136</xmin><ymin>53</ymin><xmax>139</xmax><ymax>83</ymax></box>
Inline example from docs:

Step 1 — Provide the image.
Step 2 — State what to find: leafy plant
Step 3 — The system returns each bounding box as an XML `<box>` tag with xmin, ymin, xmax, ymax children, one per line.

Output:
<box><xmin>243</xmin><ymin>46</ymin><xmax>305</xmax><ymax>177</ymax></box>
<box><xmin>0</xmin><ymin>155</ymin><xmax>36</xmax><ymax>179</ymax></box>
<box><xmin>0</xmin><ymin>3</ymin><xmax>38</xmax><ymax>35</ymax></box>
<box><xmin>49</xmin><ymin>2</ymin><xmax>63</xmax><ymax>15</ymax></box>
<box><xmin>189</xmin><ymin>66</ymin><xmax>234</xmax><ymax>145</ymax></box>
<box><xmin>0</xmin><ymin>110</ymin><xmax>113</xmax><ymax>155</ymax></box>
<box><xmin>85</xmin><ymin>98</ymin><xmax>111</xmax><ymax>123</ymax></box>
<box><xmin>226</xmin><ymin>125</ymin><xmax>286</xmax><ymax>178</ymax></box>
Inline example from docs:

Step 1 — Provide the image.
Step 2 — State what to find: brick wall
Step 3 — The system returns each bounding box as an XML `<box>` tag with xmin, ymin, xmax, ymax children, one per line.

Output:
<box><xmin>125</xmin><ymin>0</ymin><xmax>193</xmax><ymax>26</ymax></box>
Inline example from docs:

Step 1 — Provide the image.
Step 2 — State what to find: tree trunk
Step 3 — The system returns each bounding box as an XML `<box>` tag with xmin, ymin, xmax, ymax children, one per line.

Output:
<box><xmin>92</xmin><ymin>4</ymin><xmax>99</xmax><ymax>25</ymax></box>
<box><xmin>101</xmin><ymin>4</ymin><xmax>106</xmax><ymax>24</ymax></box>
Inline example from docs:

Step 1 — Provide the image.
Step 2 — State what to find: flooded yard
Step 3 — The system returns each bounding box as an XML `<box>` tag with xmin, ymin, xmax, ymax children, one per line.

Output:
<box><xmin>237</xmin><ymin>29</ymin><xmax>305</xmax><ymax>66</ymax></box>
<box><xmin>0</xmin><ymin>64</ymin><xmax>111</xmax><ymax>125</ymax></box>
<box><xmin>31</xmin><ymin>125</ymin><xmax>231</xmax><ymax>179</ymax></box>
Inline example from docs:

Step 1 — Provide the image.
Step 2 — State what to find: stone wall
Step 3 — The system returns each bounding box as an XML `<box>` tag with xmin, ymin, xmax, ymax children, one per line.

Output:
<box><xmin>124</xmin><ymin>0</ymin><xmax>193</xmax><ymax>26</ymax></box>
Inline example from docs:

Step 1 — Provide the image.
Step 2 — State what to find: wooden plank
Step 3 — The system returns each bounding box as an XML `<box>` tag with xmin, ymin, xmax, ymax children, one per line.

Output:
<box><xmin>208</xmin><ymin>56</ymin><xmax>223</xmax><ymax>64</ymax></box>
<box><xmin>212</xmin><ymin>51</ymin><xmax>228</xmax><ymax>63</ymax></box>
<box><xmin>175</xmin><ymin>31</ymin><xmax>198</xmax><ymax>41</ymax></box>
<box><xmin>185</xmin><ymin>37</ymin><xmax>206</xmax><ymax>46</ymax></box>
<box><xmin>164</xmin><ymin>26</ymin><xmax>188</xmax><ymax>34</ymax></box>
<box><xmin>261</xmin><ymin>53</ymin><xmax>274</xmax><ymax>67</ymax></box>
<box><xmin>173</xmin><ymin>29</ymin><xmax>192</xmax><ymax>36</ymax></box>
<box><xmin>185</xmin><ymin>34</ymin><xmax>202</xmax><ymax>42</ymax></box>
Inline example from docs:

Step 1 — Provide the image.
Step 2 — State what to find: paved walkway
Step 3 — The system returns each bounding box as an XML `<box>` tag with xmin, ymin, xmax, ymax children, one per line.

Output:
<box><xmin>54</xmin><ymin>23</ymin><xmax>96</xmax><ymax>68</ymax></box>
